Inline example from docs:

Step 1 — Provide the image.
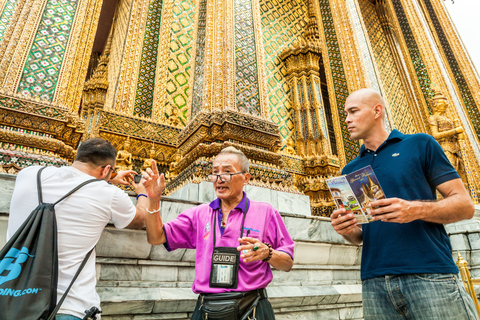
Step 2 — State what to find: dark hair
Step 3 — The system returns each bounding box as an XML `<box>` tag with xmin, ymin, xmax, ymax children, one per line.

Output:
<box><xmin>75</xmin><ymin>138</ymin><xmax>117</xmax><ymax>166</ymax></box>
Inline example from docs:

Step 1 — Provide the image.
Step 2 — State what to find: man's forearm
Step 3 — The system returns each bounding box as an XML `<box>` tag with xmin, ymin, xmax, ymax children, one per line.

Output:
<box><xmin>145</xmin><ymin>197</ymin><xmax>167</xmax><ymax>245</ymax></box>
<box><xmin>268</xmin><ymin>251</ymin><xmax>293</xmax><ymax>271</ymax></box>
<box><xmin>418</xmin><ymin>194</ymin><xmax>474</xmax><ymax>224</ymax></box>
<box><xmin>343</xmin><ymin>226</ymin><xmax>363</xmax><ymax>246</ymax></box>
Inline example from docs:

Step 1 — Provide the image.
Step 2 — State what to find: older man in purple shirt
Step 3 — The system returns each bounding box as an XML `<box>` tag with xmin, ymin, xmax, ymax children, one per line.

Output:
<box><xmin>143</xmin><ymin>146</ymin><xmax>294</xmax><ymax>320</ymax></box>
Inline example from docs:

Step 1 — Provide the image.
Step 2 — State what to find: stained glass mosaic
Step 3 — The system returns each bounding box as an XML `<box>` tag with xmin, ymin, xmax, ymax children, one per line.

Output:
<box><xmin>191</xmin><ymin>0</ymin><xmax>207</xmax><ymax>116</ymax></box>
<box><xmin>0</xmin><ymin>0</ymin><xmax>18</xmax><ymax>42</ymax></box>
<box><xmin>167</xmin><ymin>0</ymin><xmax>195</xmax><ymax>124</ymax></box>
<box><xmin>422</xmin><ymin>0</ymin><xmax>480</xmax><ymax>142</ymax></box>
<box><xmin>391</xmin><ymin>0</ymin><xmax>434</xmax><ymax>109</ymax></box>
<box><xmin>259</xmin><ymin>0</ymin><xmax>307</xmax><ymax>140</ymax></box>
<box><xmin>234</xmin><ymin>0</ymin><xmax>261</xmax><ymax>116</ymax></box>
<box><xmin>359</xmin><ymin>0</ymin><xmax>416</xmax><ymax>134</ymax></box>
<box><xmin>17</xmin><ymin>0</ymin><xmax>79</xmax><ymax>101</ymax></box>
<box><xmin>133</xmin><ymin>0</ymin><xmax>163</xmax><ymax>118</ymax></box>
<box><xmin>318</xmin><ymin>0</ymin><xmax>359</xmax><ymax>162</ymax></box>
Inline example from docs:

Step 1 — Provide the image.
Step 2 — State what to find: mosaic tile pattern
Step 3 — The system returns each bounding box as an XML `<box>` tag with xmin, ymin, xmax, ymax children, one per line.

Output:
<box><xmin>345</xmin><ymin>0</ymin><xmax>379</xmax><ymax>93</ymax></box>
<box><xmin>0</xmin><ymin>0</ymin><xmax>18</xmax><ymax>42</ymax></box>
<box><xmin>391</xmin><ymin>0</ymin><xmax>434</xmax><ymax>109</ymax></box>
<box><xmin>191</xmin><ymin>0</ymin><xmax>207</xmax><ymax>116</ymax></box>
<box><xmin>259</xmin><ymin>0</ymin><xmax>307</xmax><ymax>140</ymax></box>
<box><xmin>359</xmin><ymin>0</ymin><xmax>416</xmax><ymax>134</ymax></box>
<box><xmin>422</xmin><ymin>0</ymin><xmax>480</xmax><ymax>141</ymax></box>
<box><xmin>17</xmin><ymin>0</ymin><xmax>79</xmax><ymax>101</ymax></box>
<box><xmin>0</xmin><ymin>147</ymin><xmax>70</xmax><ymax>168</ymax></box>
<box><xmin>318</xmin><ymin>0</ymin><xmax>359</xmax><ymax>162</ymax></box>
<box><xmin>167</xmin><ymin>0</ymin><xmax>195</xmax><ymax>124</ymax></box>
<box><xmin>133</xmin><ymin>0</ymin><xmax>163</xmax><ymax>118</ymax></box>
<box><xmin>234</xmin><ymin>0</ymin><xmax>261</xmax><ymax>116</ymax></box>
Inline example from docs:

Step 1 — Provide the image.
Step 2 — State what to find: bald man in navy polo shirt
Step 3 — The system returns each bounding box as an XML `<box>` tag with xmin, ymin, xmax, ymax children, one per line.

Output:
<box><xmin>331</xmin><ymin>88</ymin><xmax>477</xmax><ymax>319</ymax></box>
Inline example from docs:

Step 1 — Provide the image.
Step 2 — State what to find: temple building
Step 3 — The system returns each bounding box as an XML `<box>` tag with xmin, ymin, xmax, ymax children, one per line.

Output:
<box><xmin>0</xmin><ymin>0</ymin><xmax>480</xmax><ymax>213</ymax></box>
<box><xmin>1</xmin><ymin>0</ymin><xmax>480</xmax><ymax>318</ymax></box>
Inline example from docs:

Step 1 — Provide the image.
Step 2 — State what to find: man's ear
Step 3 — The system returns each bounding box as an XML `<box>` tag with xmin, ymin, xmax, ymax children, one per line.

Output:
<box><xmin>244</xmin><ymin>172</ymin><xmax>251</xmax><ymax>185</ymax></box>
<box><xmin>373</xmin><ymin>104</ymin><xmax>383</xmax><ymax>120</ymax></box>
<box><xmin>99</xmin><ymin>165</ymin><xmax>110</xmax><ymax>180</ymax></box>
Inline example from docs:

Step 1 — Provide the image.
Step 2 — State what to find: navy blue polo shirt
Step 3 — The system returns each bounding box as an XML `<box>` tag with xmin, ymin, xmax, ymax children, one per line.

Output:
<box><xmin>342</xmin><ymin>129</ymin><xmax>460</xmax><ymax>280</ymax></box>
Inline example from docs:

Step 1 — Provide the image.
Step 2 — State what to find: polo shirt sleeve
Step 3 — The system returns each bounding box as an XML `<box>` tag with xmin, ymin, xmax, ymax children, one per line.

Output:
<box><xmin>163</xmin><ymin>207</ymin><xmax>198</xmax><ymax>251</ymax></box>
<box><xmin>424</xmin><ymin>135</ymin><xmax>460</xmax><ymax>188</ymax></box>
<box><xmin>264</xmin><ymin>209</ymin><xmax>294</xmax><ymax>260</ymax></box>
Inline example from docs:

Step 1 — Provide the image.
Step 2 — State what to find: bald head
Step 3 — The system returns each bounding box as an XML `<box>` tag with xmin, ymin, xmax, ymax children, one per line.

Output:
<box><xmin>346</xmin><ymin>88</ymin><xmax>386</xmax><ymax>118</ymax></box>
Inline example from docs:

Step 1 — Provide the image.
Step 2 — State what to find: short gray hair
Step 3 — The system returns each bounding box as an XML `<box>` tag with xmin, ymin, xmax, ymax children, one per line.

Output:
<box><xmin>217</xmin><ymin>146</ymin><xmax>249</xmax><ymax>173</ymax></box>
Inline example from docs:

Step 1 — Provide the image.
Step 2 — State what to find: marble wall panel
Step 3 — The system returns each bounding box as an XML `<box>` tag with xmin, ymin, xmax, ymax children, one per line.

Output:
<box><xmin>468</xmin><ymin>233</ymin><xmax>480</xmax><ymax>250</ymax></box>
<box><xmin>150</xmin><ymin>243</ymin><xmax>186</xmax><ymax>261</ymax></box>
<box><xmin>298</xmin><ymin>285</ymin><xmax>340</xmax><ymax>306</ymax></box>
<box><xmin>181</xmin><ymin>249</ymin><xmax>196</xmax><ymax>262</ymax></box>
<box><xmin>283</xmin><ymin>216</ymin><xmax>347</xmax><ymax>243</ymax></box>
<box><xmin>160</xmin><ymin>201</ymin><xmax>196</xmax><ymax>222</ymax></box>
<box><xmin>306</xmin><ymin>269</ymin><xmax>334</xmax><ymax>285</ymax></box>
<box><xmin>100</xmin><ymin>264</ymin><xmax>141</xmax><ymax>281</ymax></box>
<box><xmin>294</xmin><ymin>242</ymin><xmax>332</xmax><ymax>265</ymax></box>
<box><xmin>277</xmin><ymin>191</ymin><xmax>310</xmax><ymax>216</ymax></box>
<box><xmin>450</xmin><ymin>233</ymin><xmax>471</xmax><ymax>251</ymax></box>
<box><xmin>0</xmin><ymin>217</ymin><xmax>7</xmax><ymax>248</ymax></box>
<box><xmin>177</xmin><ymin>266</ymin><xmax>195</xmax><ymax>282</ymax></box>
<box><xmin>338</xmin><ymin>306</ymin><xmax>363</xmax><ymax>320</ymax></box>
<box><xmin>270</xmin><ymin>268</ymin><xmax>309</xmax><ymax>286</ymax></box>
<box><xmin>100</xmin><ymin>300</ymin><xmax>156</xmax><ymax>316</ymax></box>
<box><xmin>0</xmin><ymin>173</ymin><xmax>15</xmax><ymax>214</ymax></box>
<box><xmin>333</xmin><ymin>285</ymin><xmax>362</xmax><ymax>303</ymax></box>
<box><xmin>152</xmin><ymin>288</ymin><xmax>197</xmax><ymax>313</ymax></box>
<box><xmin>97</xmin><ymin>228</ymin><xmax>151</xmax><ymax>259</ymax></box>
<box><xmin>141</xmin><ymin>265</ymin><xmax>179</xmax><ymax>281</ymax></box>
<box><xmin>327</xmin><ymin>246</ymin><xmax>358</xmax><ymax>266</ymax></box>
<box><xmin>275</xmin><ymin>309</ymin><xmax>339</xmax><ymax>320</ymax></box>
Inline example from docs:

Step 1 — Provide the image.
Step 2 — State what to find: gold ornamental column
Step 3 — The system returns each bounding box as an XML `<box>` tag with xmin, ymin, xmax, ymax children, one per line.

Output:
<box><xmin>281</xmin><ymin>0</ymin><xmax>339</xmax><ymax>216</ymax></box>
<box><xmin>165</xmin><ymin>0</ymin><xmax>296</xmax><ymax>195</ymax></box>
<box><xmin>0</xmin><ymin>0</ymin><xmax>103</xmax><ymax>170</ymax></box>
<box><xmin>372</xmin><ymin>0</ymin><xmax>427</xmax><ymax>133</ymax></box>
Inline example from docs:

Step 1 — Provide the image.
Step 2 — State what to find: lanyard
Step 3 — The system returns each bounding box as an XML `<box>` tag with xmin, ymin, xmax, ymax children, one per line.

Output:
<box><xmin>212</xmin><ymin>198</ymin><xmax>250</xmax><ymax>247</ymax></box>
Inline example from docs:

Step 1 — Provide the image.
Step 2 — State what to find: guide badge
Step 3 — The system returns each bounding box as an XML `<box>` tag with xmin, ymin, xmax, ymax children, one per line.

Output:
<box><xmin>209</xmin><ymin>200</ymin><xmax>249</xmax><ymax>289</ymax></box>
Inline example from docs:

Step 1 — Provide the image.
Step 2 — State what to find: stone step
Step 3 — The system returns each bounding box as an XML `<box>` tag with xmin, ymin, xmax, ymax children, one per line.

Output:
<box><xmin>97</xmin><ymin>285</ymin><xmax>363</xmax><ymax>320</ymax></box>
<box><xmin>95</xmin><ymin>257</ymin><xmax>360</xmax><ymax>288</ymax></box>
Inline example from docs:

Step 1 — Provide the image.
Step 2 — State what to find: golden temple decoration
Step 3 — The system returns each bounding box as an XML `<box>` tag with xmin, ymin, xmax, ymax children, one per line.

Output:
<box><xmin>110</xmin><ymin>0</ymin><xmax>149</xmax><ymax>115</ymax></box>
<box><xmin>53</xmin><ymin>0</ymin><xmax>102</xmax><ymax>112</ymax></box>
<box><xmin>0</xmin><ymin>0</ymin><xmax>45</xmax><ymax>92</ymax></box>
<box><xmin>428</xmin><ymin>89</ymin><xmax>480</xmax><ymax>200</ymax></box>
<box><xmin>2</xmin><ymin>0</ymin><xmax>480</xmax><ymax>213</ymax></box>
<box><xmin>141</xmin><ymin>142</ymin><xmax>157</xmax><ymax>171</ymax></box>
<box><xmin>370</xmin><ymin>0</ymin><xmax>427</xmax><ymax>133</ymax></box>
<box><xmin>280</xmin><ymin>0</ymin><xmax>340</xmax><ymax>214</ymax></box>
<box><xmin>81</xmin><ymin>28</ymin><xmax>112</xmax><ymax>141</ymax></box>
<box><xmin>116</xmin><ymin>137</ymin><xmax>133</xmax><ymax>171</ymax></box>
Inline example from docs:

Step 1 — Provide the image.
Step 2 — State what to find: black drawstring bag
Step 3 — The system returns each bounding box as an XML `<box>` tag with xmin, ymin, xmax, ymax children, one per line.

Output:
<box><xmin>0</xmin><ymin>167</ymin><xmax>98</xmax><ymax>320</ymax></box>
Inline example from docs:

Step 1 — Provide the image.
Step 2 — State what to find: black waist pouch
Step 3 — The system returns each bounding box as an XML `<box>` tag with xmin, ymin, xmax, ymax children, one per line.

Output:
<box><xmin>200</xmin><ymin>290</ymin><xmax>262</xmax><ymax>320</ymax></box>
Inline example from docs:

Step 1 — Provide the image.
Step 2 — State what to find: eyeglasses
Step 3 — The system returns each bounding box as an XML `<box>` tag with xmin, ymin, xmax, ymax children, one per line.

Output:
<box><xmin>207</xmin><ymin>172</ymin><xmax>245</xmax><ymax>182</ymax></box>
<box><xmin>101</xmin><ymin>165</ymin><xmax>118</xmax><ymax>179</ymax></box>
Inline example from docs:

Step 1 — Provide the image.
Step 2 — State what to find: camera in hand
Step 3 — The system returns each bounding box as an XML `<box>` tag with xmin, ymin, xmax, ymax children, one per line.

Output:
<box><xmin>83</xmin><ymin>306</ymin><xmax>101</xmax><ymax>320</ymax></box>
<box><xmin>134</xmin><ymin>174</ymin><xmax>142</xmax><ymax>184</ymax></box>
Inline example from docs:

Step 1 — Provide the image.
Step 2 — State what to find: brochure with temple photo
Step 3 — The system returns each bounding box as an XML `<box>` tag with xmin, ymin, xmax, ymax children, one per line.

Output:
<box><xmin>326</xmin><ymin>165</ymin><xmax>385</xmax><ymax>224</ymax></box>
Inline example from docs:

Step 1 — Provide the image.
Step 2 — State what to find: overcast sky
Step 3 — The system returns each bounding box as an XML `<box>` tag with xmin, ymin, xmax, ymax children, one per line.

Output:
<box><xmin>443</xmin><ymin>0</ymin><xmax>480</xmax><ymax>72</ymax></box>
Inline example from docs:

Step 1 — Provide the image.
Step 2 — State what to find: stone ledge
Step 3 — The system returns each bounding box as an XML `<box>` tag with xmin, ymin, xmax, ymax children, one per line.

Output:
<box><xmin>97</xmin><ymin>285</ymin><xmax>362</xmax><ymax>316</ymax></box>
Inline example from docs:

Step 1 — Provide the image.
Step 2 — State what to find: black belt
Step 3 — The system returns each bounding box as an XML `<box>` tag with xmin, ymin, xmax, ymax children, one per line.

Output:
<box><xmin>200</xmin><ymin>288</ymin><xmax>268</xmax><ymax>300</ymax></box>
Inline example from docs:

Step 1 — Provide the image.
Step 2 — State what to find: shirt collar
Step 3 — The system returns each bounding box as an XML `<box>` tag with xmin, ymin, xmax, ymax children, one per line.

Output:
<box><xmin>360</xmin><ymin>129</ymin><xmax>404</xmax><ymax>156</ymax></box>
<box><xmin>209</xmin><ymin>191</ymin><xmax>248</xmax><ymax>213</ymax></box>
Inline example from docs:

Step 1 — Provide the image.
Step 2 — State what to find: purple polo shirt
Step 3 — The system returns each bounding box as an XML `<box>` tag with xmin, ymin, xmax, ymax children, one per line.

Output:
<box><xmin>163</xmin><ymin>192</ymin><xmax>295</xmax><ymax>294</ymax></box>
